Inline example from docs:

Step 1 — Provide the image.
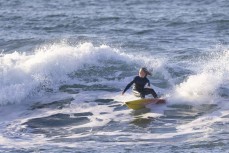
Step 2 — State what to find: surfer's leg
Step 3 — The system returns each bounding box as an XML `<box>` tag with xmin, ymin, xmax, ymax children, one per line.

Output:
<box><xmin>140</xmin><ymin>92</ymin><xmax>145</xmax><ymax>99</ymax></box>
<box><xmin>132</xmin><ymin>90</ymin><xmax>145</xmax><ymax>99</ymax></box>
<box><xmin>144</xmin><ymin>88</ymin><xmax>158</xmax><ymax>98</ymax></box>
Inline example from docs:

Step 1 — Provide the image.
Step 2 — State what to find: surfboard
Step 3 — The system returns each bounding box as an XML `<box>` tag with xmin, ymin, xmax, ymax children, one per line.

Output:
<box><xmin>125</xmin><ymin>98</ymin><xmax>166</xmax><ymax>110</ymax></box>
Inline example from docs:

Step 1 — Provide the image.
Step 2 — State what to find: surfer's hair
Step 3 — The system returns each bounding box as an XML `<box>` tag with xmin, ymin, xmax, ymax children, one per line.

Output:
<box><xmin>140</xmin><ymin>67</ymin><xmax>151</xmax><ymax>76</ymax></box>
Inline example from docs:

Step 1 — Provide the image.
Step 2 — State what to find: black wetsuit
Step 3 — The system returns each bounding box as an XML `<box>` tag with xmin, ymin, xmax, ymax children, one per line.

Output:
<box><xmin>123</xmin><ymin>76</ymin><xmax>158</xmax><ymax>98</ymax></box>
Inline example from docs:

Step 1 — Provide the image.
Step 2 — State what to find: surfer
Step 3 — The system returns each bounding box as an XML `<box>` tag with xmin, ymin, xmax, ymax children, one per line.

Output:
<box><xmin>122</xmin><ymin>67</ymin><xmax>158</xmax><ymax>99</ymax></box>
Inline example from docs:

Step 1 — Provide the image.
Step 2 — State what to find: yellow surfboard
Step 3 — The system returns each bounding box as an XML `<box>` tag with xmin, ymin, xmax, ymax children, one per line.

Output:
<box><xmin>125</xmin><ymin>98</ymin><xmax>166</xmax><ymax>110</ymax></box>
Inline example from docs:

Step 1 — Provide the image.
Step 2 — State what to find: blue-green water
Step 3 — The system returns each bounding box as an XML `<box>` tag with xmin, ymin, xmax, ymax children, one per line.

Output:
<box><xmin>0</xmin><ymin>0</ymin><xmax>229</xmax><ymax>152</ymax></box>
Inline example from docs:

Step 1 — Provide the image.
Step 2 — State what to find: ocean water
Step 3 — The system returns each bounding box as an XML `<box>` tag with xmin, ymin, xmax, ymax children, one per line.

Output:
<box><xmin>0</xmin><ymin>0</ymin><xmax>229</xmax><ymax>152</ymax></box>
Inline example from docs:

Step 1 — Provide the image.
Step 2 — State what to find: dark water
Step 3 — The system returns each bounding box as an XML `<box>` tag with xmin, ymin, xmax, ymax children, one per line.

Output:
<box><xmin>0</xmin><ymin>0</ymin><xmax>229</xmax><ymax>152</ymax></box>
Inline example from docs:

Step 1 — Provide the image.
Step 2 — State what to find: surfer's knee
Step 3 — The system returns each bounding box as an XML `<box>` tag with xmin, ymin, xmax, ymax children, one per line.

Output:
<box><xmin>140</xmin><ymin>93</ymin><xmax>145</xmax><ymax>99</ymax></box>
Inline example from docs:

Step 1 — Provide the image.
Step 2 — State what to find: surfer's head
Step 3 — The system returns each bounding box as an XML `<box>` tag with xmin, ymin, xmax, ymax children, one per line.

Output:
<box><xmin>139</xmin><ymin>67</ymin><xmax>151</xmax><ymax>78</ymax></box>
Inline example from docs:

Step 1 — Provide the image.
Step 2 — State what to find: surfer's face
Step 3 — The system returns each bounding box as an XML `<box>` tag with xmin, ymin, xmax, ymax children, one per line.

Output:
<box><xmin>139</xmin><ymin>69</ymin><xmax>146</xmax><ymax>78</ymax></box>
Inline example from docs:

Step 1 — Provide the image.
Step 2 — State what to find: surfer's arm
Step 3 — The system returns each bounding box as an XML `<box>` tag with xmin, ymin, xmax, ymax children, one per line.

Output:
<box><xmin>146</xmin><ymin>78</ymin><xmax>151</xmax><ymax>88</ymax></box>
<box><xmin>122</xmin><ymin>79</ymin><xmax>135</xmax><ymax>95</ymax></box>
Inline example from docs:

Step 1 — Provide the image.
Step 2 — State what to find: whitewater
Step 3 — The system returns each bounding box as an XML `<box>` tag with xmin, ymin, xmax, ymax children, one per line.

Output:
<box><xmin>0</xmin><ymin>42</ymin><xmax>229</xmax><ymax>152</ymax></box>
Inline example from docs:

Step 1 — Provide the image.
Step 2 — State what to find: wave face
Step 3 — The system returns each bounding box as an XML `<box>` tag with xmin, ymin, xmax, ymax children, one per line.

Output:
<box><xmin>0</xmin><ymin>42</ymin><xmax>166</xmax><ymax>105</ymax></box>
<box><xmin>1</xmin><ymin>42</ymin><xmax>229</xmax><ymax>153</ymax></box>
<box><xmin>2</xmin><ymin>42</ymin><xmax>229</xmax><ymax>105</ymax></box>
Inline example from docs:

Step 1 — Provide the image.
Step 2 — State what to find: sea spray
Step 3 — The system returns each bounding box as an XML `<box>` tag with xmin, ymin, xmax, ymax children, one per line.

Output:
<box><xmin>0</xmin><ymin>42</ymin><xmax>167</xmax><ymax>105</ymax></box>
<box><xmin>172</xmin><ymin>46</ymin><xmax>229</xmax><ymax>103</ymax></box>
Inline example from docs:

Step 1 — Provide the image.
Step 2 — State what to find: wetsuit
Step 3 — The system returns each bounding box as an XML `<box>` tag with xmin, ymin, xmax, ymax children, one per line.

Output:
<box><xmin>123</xmin><ymin>76</ymin><xmax>158</xmax><ymax>98</ymax></box>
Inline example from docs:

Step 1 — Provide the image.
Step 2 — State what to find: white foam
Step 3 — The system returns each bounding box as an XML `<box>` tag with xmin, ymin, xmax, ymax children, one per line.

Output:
<box><xmin>176</xmin><ymin>108</ymin><xmax>229</xmax><ymax>138</ymax></box>
<box><xmin>0</xmin><ymin>42</ymin><xmax>167</xmax><ymax>105</ymax></box>
<box><xmin>2</xmin><ymin>42</ymin><xmax>229</xmax><ymax>150</ymax></box>
<box><xmin>171</xmin><ymin>46</ymin><xmax>229</xmax><ymax>104</ymax></box>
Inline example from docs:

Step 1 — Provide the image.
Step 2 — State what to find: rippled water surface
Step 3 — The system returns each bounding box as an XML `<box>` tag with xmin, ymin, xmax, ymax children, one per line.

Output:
<box><xmin>0</xmin><ymin>0</ymin><xmax>229</xmax><ymax>152</ymax></box>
